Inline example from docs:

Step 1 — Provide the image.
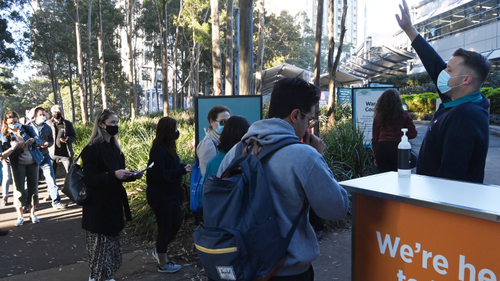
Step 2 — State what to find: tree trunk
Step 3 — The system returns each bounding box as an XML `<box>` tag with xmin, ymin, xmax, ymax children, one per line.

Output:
<box><xmin>225</xmin><ymin>0</ymin><xmax>234</xmax><ymax>96</ymax></box>
<box><xmin>97</xmin><ymin>0</ymin><xmax>107</xmax><ymax>109</ymax></box>
<box><xmin>312</xmin><ymin>0</ymin><xmax>324</xmax><ymax>134</ymax></box>
<box><xmin>68</xmin><ymin>59</ymin><xmax>76</xmax><ymax>124</ymax></box>
<box><xmin>172</xmin><ymin>0</ymin><xmax>183</xmax><ymax>110</ymax></box>
<box><xmin>234</xmin><ymin>7</ymin><xmax>240</xmax><ymax>96</ymax></box>
<box><xmin>88</xmin><ymin>0</ymin><xmax>94</xmax><ymax>121</ymax></box>
<box><xmin>327</xmin><ymin>0</ymin><xmax>348</xmax><ymax>124</ymax></box>
<box><xmin>75</xmin><ymin>0</ymin><xmax>87</xmax><ymax>125</ymax></box>
<box><xmin>254</xmin><ymin>0</ymin><xmax>265</xmax><ymax>95</ymax></box>
<box><xmin>211</xmin><ymin>0</ymin><xmax>222</xmax><ymax>95</ymax></box>
<box><xmin>239</xmin><ymin>0</ymin><xmax>253</xmax><ymax>95</ymax></box>
<box><xmin>161</xmin><ymin>1</ymin><xmax>169</xmax><ymax>116</ymax></box>
<box><xmin>127</xmin><ymin>0</ymin><xmax>137</xmax><ymax>119</ymax></box>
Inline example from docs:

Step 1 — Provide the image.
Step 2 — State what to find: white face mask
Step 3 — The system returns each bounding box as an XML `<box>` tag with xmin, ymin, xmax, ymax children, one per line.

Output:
<box><xmin>36</xmin><ymin>115</ymin><xmax>46</xmax><ymax>124</ymax></box>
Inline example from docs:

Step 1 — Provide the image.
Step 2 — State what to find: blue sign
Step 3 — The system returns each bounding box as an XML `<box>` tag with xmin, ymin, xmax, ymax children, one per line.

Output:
<box><xmin>338</xmin><ymin>88</ymin><xmax>352</xmax><ymax>105</ymax></box>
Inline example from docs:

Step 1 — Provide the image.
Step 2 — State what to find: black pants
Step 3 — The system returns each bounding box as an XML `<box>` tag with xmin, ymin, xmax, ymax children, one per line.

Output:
<box><xmin>375</xmin><ymin>141</ymin><xmax>399</xmax><ymax>173</ymax></box>
<box><xmin>152</xmin><ymin>201</ymin><xmax>182</xmax><ymax>253</ymax></box>
<box><xmin>269</xmin><ymin>265</ymin><xmax>314</xmax><ymax>281</ymax></box>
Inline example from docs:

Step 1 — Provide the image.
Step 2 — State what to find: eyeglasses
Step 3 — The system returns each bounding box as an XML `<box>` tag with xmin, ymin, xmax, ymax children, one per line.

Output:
<box><xmin>217</xmin><ymin>119</ymin><xmax>227</xmax><ymax>126</ymax></box>
<box><xmin>300</xmin><ymin>112</ymin><xmax>318</xmax><ymax>128</ymax></box>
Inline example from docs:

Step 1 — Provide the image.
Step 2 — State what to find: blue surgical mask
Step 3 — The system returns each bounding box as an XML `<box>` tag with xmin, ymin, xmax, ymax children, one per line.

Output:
<box><xmin>8</xmin><ymin>123</ymin><xmax>21</xmax><ymax>130</ymax></box>
<box><xmin>437</xmin><ymin>70</ymin><xmax>466</xmax><ymax>93</ymax></box>
<box><xmin>216</xmin><ymin>124</ymin><xmax>224</xmax><ymax>134</ymax></box>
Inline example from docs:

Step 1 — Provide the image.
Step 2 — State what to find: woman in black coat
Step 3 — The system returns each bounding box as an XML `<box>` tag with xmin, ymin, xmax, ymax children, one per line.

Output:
<box><xmin>147</xmin><ymin>117</ymin><xmax>192</xmax><ymax>273</ymax></box>
<box><xmin>81</xmin><ymin>109</ymin><xmax>143</xmax><ymax>281</ymax></box>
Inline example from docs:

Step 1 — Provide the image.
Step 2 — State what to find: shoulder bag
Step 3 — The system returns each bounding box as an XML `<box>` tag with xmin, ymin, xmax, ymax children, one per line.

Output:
<box><xmin>62</xmin><ymin>153</ymin><xmax>88</xmax><ymax>205</ymax></box>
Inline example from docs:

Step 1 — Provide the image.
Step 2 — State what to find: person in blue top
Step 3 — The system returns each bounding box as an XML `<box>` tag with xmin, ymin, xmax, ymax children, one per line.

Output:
<box><xmin>203</xmin><ymin>115</ymin><xmax>250</xmax><ymax>185</ymax></box>
<box><xmin>1</xmin><ymin>111</ymin><xmax>44</xmax><ymax>226</ymax></box>
<box><xmin>396</xmin><ymin>0</ymin><xmax>491</xmax><ymax>183</ymax></box>
<box><xmin>28</xmin><ymin>107</ymin><xmax>65</xmax><ymax>210</ymax></box>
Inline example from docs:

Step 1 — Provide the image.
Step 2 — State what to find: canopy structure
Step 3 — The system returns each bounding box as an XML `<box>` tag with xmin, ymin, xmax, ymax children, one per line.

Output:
<box><xmin>258</xmin><ymin>63</ymin><xmax>363</xmax><ymax>103</ymax></box>
<box><xmin>340</xmin><ymin>46</ymin><xmax>414</xmax><ymax>80</ymax></box>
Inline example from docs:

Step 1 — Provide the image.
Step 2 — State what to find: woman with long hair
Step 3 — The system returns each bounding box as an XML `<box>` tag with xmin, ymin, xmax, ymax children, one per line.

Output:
<box><xmin>1</xmin><ymin>111</ymin><xmax>43</xmax><ymax>226</ymax></box>
<box><xmin>81</xmin><ymin>109</ymin><xmax>142</xmax><ymax>281</ymax></box>
<box><xmin>203</xmin><ymin>115</ymin><xmax>251</xmax><ymax>183</ymax></box>
<box><xmin>372</xmin><ymin>89</ymin><xmax>418</xmax><ymax>172</ymax></box>
<box><xmin>147</xmin><ymin>117</ymin><xmax>192</xmax><ymax>273</ymax></box>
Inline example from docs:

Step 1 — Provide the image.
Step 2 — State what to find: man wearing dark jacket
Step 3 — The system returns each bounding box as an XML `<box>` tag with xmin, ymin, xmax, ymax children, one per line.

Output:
<box><xmin>46</xmin><ymin>105</ymin><xmax>76</xmax><ymax>175</ymax></box>
<box><xmin>397</xmin><ymin>0</ymin><xmax>491</xmax><ymax>183</ymax></box>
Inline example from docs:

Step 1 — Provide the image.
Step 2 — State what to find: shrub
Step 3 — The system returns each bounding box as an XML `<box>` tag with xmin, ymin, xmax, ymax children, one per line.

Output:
<box><xmin>321</xmin><ymin>120</ymin><xmax>374</xmax><ymax>182</ymax></box>
<box><xmin>401</xmin><ymin>92</ymin><xmax>439</xmax><ymax>113</ymax></box>
<box><xmin>482</xmin><ymin>88</ymin><xmax>500</xmax><ymax>115</ymax></box>
<box><xmin>491</xmin><ymin>114</ymin><xmax>500</xmax><ymax>125</ymax></box>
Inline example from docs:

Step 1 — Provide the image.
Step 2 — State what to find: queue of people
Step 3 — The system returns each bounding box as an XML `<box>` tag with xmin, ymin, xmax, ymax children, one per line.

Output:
<box><xmin>0</xmin><ymin>1</ymin><xmax>494</xmax><ymax>279</ymax></box>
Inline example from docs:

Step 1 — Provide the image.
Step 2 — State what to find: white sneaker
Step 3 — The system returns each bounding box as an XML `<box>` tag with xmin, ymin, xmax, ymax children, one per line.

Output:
<box><xmin>15</xmin><ymin>216</ymin><xmax>24</xmax><ymax>226</ymax></box>
<box><xmin>158</xmin><ymin>260</ymin><xmax>181</xmax><ymax>273</ymax></box>
<box><xmin>53</xmin><ymin>203</ymin><xmax>66</xmax><ymax>210</ymax></box>
<box><xmin>152</xmin><ymin>249</ymin><xmax>160</xmax><ymax>264</ymax></box>
<box><xmin>30</xmin><ymin>214</ymin><xmax>40</xmax><ymax>223</ymax></box>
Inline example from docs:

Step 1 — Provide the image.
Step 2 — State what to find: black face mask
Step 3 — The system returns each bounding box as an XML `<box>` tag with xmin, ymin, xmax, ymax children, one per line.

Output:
<box><xmin>105</xmin><ymin>125</ymin><xmax>119</xmax><ymax>136</ymax></box>
<box><xmin>53</xmin><ymin>113</ymin><xmax>62</xmax><ymax>119</ymax></box>
<box><xmin>174</xmin><ymin>130</ymin><xmax>180</xmax><ymax>140</ymax></box>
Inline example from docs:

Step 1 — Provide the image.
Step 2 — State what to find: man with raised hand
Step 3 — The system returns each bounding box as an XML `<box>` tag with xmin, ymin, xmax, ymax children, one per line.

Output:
<box><xmin>396</xmin><ymin>0</ymin><xmax>491</xmax><ymax>183</ymax></box>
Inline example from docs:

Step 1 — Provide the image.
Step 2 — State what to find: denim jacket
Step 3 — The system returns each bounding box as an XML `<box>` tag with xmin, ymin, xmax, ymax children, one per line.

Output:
<box><xmin>1</xmin><ymin>125</ymin><xmax>44</xmax><ymax>168</ymax></box>
<box><xmin>28</xmin><ymin>122</ymin><xmax>53</xmax><ymax>157</ymax></box>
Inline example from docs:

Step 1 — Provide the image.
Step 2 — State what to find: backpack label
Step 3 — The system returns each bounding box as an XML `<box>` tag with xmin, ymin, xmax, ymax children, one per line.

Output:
<box><xmin>216</xmin><ymin>266</ymin><xmax>237</xmax><ymax>280</ymax></box>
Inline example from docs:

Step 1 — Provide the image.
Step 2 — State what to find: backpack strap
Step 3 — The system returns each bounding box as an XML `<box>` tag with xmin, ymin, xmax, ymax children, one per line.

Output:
<box><xmin>285</xmin><ymin>202</ymin><xmax>308</xmax><ymax>244</ymax></box>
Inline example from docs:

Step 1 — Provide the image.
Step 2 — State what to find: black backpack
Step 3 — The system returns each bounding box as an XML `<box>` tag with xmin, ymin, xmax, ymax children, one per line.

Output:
<box><xmin>193</xmin><ymin>138</ymin><xmax>306</xmax><ymax>281</ymax></box>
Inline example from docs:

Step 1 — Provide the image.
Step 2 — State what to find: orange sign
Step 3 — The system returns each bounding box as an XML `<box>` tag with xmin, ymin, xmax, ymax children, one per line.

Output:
<box><xmin>354</xmin><ymin>193</ymin><xmax>500</xmax><ymax>281</ymax></box>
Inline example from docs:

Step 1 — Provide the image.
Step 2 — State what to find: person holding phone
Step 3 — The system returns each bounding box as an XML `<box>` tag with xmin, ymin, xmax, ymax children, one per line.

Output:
<box><xmin>1</xmin><ymin>111</ymin><xmax>43</xmax><ymax>226</ymax></box>
<box><xmin>81</xmin><ymin>109</ymin><xmax>143</xmax><ymax>281</ymax></box>
<box><xmin>147</xmin><ymin>117</ymin><xmax>192</xmax><ymax>273</ymax></box>
<box><xmin>46</xmin><ymin>105</ymin><xmax>76</xmax><ymax>175</ymax></box>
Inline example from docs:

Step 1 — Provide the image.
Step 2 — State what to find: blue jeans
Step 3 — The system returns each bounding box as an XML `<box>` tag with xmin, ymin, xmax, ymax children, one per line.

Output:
<box><xmin>40</xmin><ymin>156</ymin><xmax>60</xmax><ymax>206</ymax></box>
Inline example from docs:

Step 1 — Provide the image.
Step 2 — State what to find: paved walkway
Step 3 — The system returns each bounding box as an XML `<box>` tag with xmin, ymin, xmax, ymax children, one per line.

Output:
<box><xmin>1</xmin><ymin>123</ymin><xmax>499</xmax><ymax>281</ymax></box>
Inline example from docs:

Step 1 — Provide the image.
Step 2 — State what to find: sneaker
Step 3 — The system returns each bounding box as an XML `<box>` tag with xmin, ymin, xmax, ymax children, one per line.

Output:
<box><xmin>158</xmin><ymin>261</ymin><xmax>181</xmax><ymax>273</ymax></box>
<box><xmin>44</xmin><ymin>196</ymin><xmax>51</xmax><ymax>202</ymax></box>
<box><xmin>15</xmin><ymin>217</ymin><xmax>24</xmax><ymax>226</ymax></box>
<box><xmin>0</xmin><ymin>229</ymin><xmax>9</xmax><ymax>236</ymax></box>
<box><xmin>1</xmin><ymin>197</ymin><xmax>6</xmax><ymax>206</ymax></box>
<box><xmin>152</xmin><ymin>249</ymin><xmax>160</xmax><ymax>264</ymax></box>
<box><xmin>53</xmin><ymin>203</ymin><xmax>66</xmax><ymax>210</ymax></box>
<box><xmin>30</xmin><ymin>214</ymin><xmax>40</xmax><ymax>224</ymax></box>
<box><xmin>316</xmin><ymin>230</ymin><xmax>324</xmax><ymax>241</ymax></box>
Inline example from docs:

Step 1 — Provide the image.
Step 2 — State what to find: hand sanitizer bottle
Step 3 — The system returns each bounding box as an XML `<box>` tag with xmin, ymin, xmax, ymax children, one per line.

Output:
<box><xmin>398</xmin><ymin>128</ymin><xmax>411</xmax><ymax>177</ymax></box>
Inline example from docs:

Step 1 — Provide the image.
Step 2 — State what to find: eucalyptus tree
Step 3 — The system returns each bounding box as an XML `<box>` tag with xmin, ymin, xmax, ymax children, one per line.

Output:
<box><xmin>254</xmin><ymin>0</ymin><xmax>264</xmax><ymax>95</ymax></box>
<box><xmin>239</xmin><ymin>0</ymin><xmax>253</xmax><ymax>95</ymax></box>
<box><xmin>326</xmin><ymin>0</ymin><xmax>348</xmax><ymax>124</ymax></box>
<box><xmin>75</xmin><ymin>0</ymin><xmax>88</xmax><ymax>125</ymax></box>
<box><xmin>210</xmin><ymin>0</ymin><xmax>222</xmax><ymax>95</ymax></box>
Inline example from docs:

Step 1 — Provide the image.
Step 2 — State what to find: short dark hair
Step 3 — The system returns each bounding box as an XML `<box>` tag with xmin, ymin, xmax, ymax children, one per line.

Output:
<box><xmin>453</xmin><ymin>48</ymin><xmax>492</xmax><ymax>87</ymax></box>
<box><xmin>217</xmin><ymin>116</ymin><xmax>251</xmax><ymax>152</ymax></box>
<box><xmin>34</xmin><ymin>107</ymin><xmax>45</xmax><ymax>116</ymax></box>
<box><xmin>207</xmin><ymin>105</ymin><xmax>231</xmax><ymax>127</ymax></box>
<box><xmin>268</xmin><ymin>78</ymin><xmax>320</xmax><ymax>119</ymax></box>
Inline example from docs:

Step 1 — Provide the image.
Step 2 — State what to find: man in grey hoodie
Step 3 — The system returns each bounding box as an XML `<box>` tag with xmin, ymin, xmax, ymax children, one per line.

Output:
<box><xmin>217</xmin><ymin>77</ymin><xmax>349</xmax><ymax>280</ymax></box>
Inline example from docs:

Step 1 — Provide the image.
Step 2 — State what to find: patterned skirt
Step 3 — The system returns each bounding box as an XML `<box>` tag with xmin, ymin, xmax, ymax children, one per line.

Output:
<box><xmin>86</xmin><ymin>231</ymin><xmax>122</xmax><ymax>281</ymax></box>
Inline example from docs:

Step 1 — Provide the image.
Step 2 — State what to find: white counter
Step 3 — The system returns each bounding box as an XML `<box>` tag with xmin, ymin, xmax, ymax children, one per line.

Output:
<box><xmin>339</xmin><ymin>172</ymin><xmax>500</xmax><ymax>223</ymax></box>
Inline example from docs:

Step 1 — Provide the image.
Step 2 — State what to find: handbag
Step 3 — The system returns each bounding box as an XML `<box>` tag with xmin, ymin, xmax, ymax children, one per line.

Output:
<box><xmin>62</xmin><ymin>153</ymin><xmax>88</xmax><ymax>206</ymax></box>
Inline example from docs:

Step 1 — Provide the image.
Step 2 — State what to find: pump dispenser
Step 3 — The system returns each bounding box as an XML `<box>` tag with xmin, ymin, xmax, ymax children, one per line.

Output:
<box><xmin>398</xmin><ymin>128</ymin><xmax>411</xmax><ymax>177</ymax></box>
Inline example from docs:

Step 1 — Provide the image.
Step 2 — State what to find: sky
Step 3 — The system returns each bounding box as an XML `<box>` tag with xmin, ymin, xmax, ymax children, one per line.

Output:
<box><xmin>358</xmin><ymin>0</ymin><xmax>417</xmax><ymax>41</ymax></box>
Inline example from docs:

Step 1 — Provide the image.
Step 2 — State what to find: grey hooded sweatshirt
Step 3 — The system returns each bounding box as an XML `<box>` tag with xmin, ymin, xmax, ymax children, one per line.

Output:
<box><xmin>218</xmin><ymin>118</ymin><xmax>349</xmax><ymax>277</ymax></box>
